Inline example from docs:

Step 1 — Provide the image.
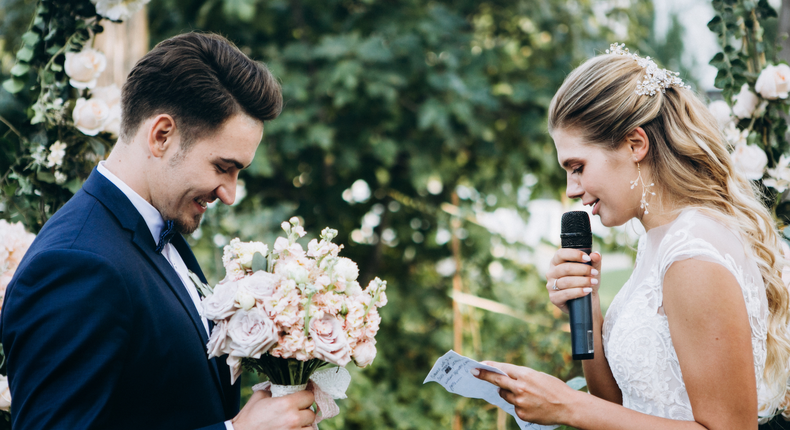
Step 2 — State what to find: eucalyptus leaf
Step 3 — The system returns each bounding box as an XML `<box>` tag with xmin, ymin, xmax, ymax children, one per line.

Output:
<box><xmin>21</xmin><ymin>31</ymin><xmax>40</xmax><ymax>47</ymax></box>
<box><xmin>251</xmin><ymin>252</ymin><xmax>267</xmax><ymax>273</ymax></box>
<box><xmin>2</xmin><ymin>78</ymin><xmax>25</xmax><ymax>94</ymax></box>
<box><xmin>10</xmin><ymin>63</ymin><xmax>30</xmax><ymax>76</ymax></box>
<box><xmin>16</xmin><ymin>47</ymin><xmax>34</xmax><ymax>62</ymax></box>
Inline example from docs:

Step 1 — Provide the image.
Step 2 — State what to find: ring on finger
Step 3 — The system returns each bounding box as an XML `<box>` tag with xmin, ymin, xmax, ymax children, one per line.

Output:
<box><xmin>552</xmin><ymin>279</ymin><xmax>559</xmax><ymax>291</ymax></box>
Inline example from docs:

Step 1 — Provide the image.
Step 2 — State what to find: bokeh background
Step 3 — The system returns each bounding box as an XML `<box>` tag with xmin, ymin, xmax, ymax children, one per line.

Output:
<box><xmin>1</xmin><ymin>0</ymin><xmax>787</xmax><ymax>429</ymax></box>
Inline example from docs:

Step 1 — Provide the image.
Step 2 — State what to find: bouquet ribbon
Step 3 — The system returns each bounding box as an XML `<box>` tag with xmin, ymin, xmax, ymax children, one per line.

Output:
<box><xmin>252</xmin><ymin>367</ymin><xmax>351</xmax><ymax>428</ymax></box>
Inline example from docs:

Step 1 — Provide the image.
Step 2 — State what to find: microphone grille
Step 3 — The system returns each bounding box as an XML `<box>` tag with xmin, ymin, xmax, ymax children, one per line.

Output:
<box><xmin>561</xmin><ymin>211</ymin><xmax>592</xmax><ymax>248</ymax></box>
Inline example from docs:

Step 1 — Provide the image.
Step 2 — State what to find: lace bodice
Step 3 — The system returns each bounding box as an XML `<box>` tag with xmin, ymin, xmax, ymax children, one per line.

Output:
<box><xmin>602</xmin><ymin>209</ymin><xmax>773</xmax><ymax>421</ymax></box>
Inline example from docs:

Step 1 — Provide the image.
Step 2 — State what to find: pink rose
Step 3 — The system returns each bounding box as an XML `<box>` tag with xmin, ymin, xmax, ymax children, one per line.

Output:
<box><xmin>202</xmin><ymin>281</ymin><xmax>239</xmax><ymax>321</ymax></box>
<box><xmin>227</xmin><ymin>307</ymin><xmax>278</xmax><ymax>358</ymax></box>
<box><xmin>206</xmin><ymin>320</ymin><xmax>230</xmax><ymax>358</ymax></box>
<box><xmin>310</xmin><ymin>314</ymin><xmax>351</xmax><ymax>366</ymax></box>
<box><xmin>237</xmin><ymin>270</ymin><xmax>279</xmax><ymax>300</ymax></box>
<box><xmin>352</xmin><ymin>341</ymin><xmax>377</xmax><ymax>368</ymax></box>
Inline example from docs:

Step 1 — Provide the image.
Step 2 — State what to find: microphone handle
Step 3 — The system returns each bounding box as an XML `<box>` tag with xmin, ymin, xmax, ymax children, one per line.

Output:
<box><xmin>568</xmin><ymin>246</ymin><xmax>594</xmax><ymax>360</ymax></box>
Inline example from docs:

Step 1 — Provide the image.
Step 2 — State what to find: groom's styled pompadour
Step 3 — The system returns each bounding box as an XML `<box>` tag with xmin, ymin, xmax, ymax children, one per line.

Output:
<box><xmin>120</xmin><ymin>32</ymin><xmax>282</xmax><ymax>145</ymax></box>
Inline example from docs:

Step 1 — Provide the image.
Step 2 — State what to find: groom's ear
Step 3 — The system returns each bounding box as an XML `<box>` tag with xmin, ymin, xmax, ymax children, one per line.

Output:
<box><xmin>147</xmin><ymin>114</ymin><xmax>179</xmax><ymax>159</ymax></box>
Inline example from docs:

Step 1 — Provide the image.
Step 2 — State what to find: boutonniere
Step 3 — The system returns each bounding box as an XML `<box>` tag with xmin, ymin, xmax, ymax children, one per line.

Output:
<box><xmin>188</xmin><ymin>270</ymin><xmax>213</xmax><ymax>299</ymax></box>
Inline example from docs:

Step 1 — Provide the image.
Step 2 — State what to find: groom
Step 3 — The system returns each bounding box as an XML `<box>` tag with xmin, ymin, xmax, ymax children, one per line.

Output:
<box><xmin>0</xmin><ymin>33</ymin><xmax>315</xmax><ymax>429</ymax></box>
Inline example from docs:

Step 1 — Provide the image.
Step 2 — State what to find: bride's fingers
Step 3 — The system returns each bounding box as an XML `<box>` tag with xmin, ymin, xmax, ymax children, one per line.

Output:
<box><xmin>548</xmin><ymin>262</ymin><xmax>597</xmax><ymax>280</ymax></box>
<box><xmin>549</xmin><ymin>248</ymin><xmax>592</xmax><ymax>267</ymax></box>
<box><xmin>549</xmin><ymin>287</ymin><xmax>592</xmax><ymax>309</ymax></box>
<box><xmin>546</xmin><ymin>274</ymin><xmax>597</xmax><ymax>292</ymax></box>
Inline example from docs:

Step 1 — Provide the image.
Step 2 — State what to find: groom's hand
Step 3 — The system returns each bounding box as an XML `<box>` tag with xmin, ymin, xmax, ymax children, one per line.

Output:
<box><xmin>232</xmin><ymin>390</ymin><xmax>316</xmax><ymax>430</ymax></box>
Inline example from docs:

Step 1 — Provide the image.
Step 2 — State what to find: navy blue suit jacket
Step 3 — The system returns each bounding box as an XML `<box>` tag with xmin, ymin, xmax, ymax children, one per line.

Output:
<box><xmin>0</xmin><ymin>169</ymin><xmax>240</xmax><ymax>429</ymax></box>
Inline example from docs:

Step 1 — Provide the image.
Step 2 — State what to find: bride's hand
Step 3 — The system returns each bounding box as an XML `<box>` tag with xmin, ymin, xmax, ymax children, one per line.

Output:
<box><xmin>473</xmin><ymin>361</ymin><xmax>576</xmax><ymax>425</ymax></box>
<box><xmin>545</xmin><ymin>249</ymin><xmax>601</xmax><ymax>314</ymax></box>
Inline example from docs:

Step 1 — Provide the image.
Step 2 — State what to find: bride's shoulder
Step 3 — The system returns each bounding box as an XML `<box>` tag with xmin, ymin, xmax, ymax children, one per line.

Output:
<box><xmin>661</xmin><ymin>208</ymin><xmax>746</xmax><ymax>256</ymax></box>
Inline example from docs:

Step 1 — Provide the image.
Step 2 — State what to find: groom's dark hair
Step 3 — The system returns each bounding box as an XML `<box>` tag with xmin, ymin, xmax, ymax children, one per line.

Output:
<box><xmin>120</xmin><ymin>32</ymin><xmax>282</xmax><ymax>146</ymax></box>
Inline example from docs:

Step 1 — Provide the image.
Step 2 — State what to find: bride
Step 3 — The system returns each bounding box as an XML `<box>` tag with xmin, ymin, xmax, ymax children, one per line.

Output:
<box><xmin>473</xmin><ymin>44</ymin><xmax>790</xmax><ymax>429</ymax></box>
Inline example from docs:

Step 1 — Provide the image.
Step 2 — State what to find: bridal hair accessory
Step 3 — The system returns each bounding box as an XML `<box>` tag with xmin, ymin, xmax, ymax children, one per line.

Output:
<box><xmin>605</xmin><ymin>43</ymin><xmax>690</xmax><ymax>96</ymax></box>
<box><xmin>630</xmin><ymin>162</ymin><xmax>655</xmax><ymax>214</ymax></box>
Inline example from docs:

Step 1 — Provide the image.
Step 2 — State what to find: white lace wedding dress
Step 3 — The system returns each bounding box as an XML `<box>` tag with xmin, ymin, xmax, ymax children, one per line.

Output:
<box><xmin>602</xmin><ymin>208</ymin><xmax>776</xmax><ymax>421</ymax></box>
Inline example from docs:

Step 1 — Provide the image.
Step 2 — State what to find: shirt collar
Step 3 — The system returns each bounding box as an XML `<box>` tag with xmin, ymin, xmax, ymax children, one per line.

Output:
<box><xmin>97</xmin><ymin>161</ymin><xmax>166</xmax><ymax>245</ymax></box>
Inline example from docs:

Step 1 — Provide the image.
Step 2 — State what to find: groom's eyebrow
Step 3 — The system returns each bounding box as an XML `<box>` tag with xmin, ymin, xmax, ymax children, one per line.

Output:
<box><xmin>219</xmin><ymin>157</ymin><xmax>249</xmax><ymax>170</ymax></box>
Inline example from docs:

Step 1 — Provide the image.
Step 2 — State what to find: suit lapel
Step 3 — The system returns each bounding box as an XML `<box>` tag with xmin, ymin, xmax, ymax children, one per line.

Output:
<box><xmin>82</xmin><ymin>169</ymin><xmax>227</xmax><ymax>399</ymax></box>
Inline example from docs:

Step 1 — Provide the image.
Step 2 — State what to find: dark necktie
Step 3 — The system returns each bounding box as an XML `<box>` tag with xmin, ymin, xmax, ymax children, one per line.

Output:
<box><xmin>155</xmin><ymin>220</ymin><xmax>177</xmax><ymax>254</ymax></box>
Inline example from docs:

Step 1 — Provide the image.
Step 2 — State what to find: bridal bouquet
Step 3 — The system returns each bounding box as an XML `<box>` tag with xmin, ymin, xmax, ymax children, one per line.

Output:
<box><xmin>197</xmin><ymin>218</ymin><xmax>387</xmax><ymax>417</ymax></box>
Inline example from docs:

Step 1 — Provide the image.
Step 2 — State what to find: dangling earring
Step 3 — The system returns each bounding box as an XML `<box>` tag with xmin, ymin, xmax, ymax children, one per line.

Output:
<box><xmin>630</xmin><ymin>162</ymin><xmax>655</xmax><ymax>214</ymax></box>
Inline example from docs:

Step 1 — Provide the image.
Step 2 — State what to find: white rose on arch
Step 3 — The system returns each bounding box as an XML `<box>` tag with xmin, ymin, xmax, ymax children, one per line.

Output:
<box><xmin>755</xmin><ymin>64</ymin><xmax>790</xmax><ymax>100</ymax></box>
<box><xmin>64</xmin><ymin>48</ymin><xmax>106</xmax><ymax>90</ymax></box>
<box><xmin>72</xmin><ymin>97</ymin><xmax>111</xmax><ymax>136</ymax></box>
<box><xmin>707</xmin><ymin>100</ymin><xmax>732</xmax><ymax>129</ymax></box>
<box><xmin>731</xmin><ymin>143</ymin><xmax>767</xmax><ymax>180</ymax></box>
<box><xmin>731</xmin><ymin>84</ymin><xmax>760</xmax><ymax>119</ymax></box>
<box><xmin>91</xmin><ymin>0</ymin><xmax>151</xmax><ymax>22</ymax></box>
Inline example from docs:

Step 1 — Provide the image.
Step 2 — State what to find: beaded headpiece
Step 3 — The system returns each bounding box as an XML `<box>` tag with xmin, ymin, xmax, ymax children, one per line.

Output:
<box><xmin>605</xmin><ymin>43</ymin><xmax>690</xmax><ymax>96</ymax></box>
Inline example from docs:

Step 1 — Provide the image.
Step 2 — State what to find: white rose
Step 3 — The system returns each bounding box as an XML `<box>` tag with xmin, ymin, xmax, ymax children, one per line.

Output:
<box><xmin>334</xmin><ymin>257</ymin><xmax>359</xmax><ymax>282</ymax></box>
<box><xmin>731</xmin><ymin>144</ymin><xmax>767</xmax><ymax>180</ymax></box>
<box><xmin>278</xmin><ymin>260</ymin><xmax>309</xmax><ymax>284</ymax></box>
<box><xmin>102</xmin><ymin>104</ymin><xmax>122</xmax><ymax>136</ymax></box>
<box><xmin>0</xmin><ymin>374</ymin><xmax>10</xmax><ymax>411</ymax></box>
<box><xmin>236</xmin><ymin>290</ymin><xmax>255</xmax><ymax>311</ymax></box>
<box><xmin>352</xmin><ymin>341</ymin><xmax>377</xmax><ymax>368</ymax></box>
<box><xmin>73</xmin><ymin>97</ymin><xmax>110</xmax><ymax>136</ymax></box>
<box><xmin>202</xmin><ymin>281</ymin><xmax>239</xmax><ymax>321</ymax></box>
<box><xmin>310</xmin><ymin>314</ymin><xmax>352</xmax><ymax>366</ymax></box>
<box><xmin>731</xmin><ymin>84</ymin><xmax>759</xmax><ymax>119</ymax></box>
<box><xmin>755</xmin><ymin>64</ymin><xmax>790</xmax><ymax>100</ymax></box>
<box><xmin>206</xmin><ymin>320</ymin><xmax>230</xmax><ymax>358</ymax></box>
<box><xmin>237</xmin><ymin>270</ymin><xmax>279</xmax><ymax>300</ymax></box>
<box><xmin>707</xmin><ymin>100</ymin><xmax>732</xmax><ymax>129</ymax></box>
<box><xmin>64</xmin><ymin>48</ymin><xmax>106</xmax><ymax>89</ymax></box>
<box><xmin>91</xmin><ymin>84</ymin><xmax>121</xmax><ymax>107</ymax></box>
<box><xmin>227</xmin><ymin>307</ymin><xmax>278</xmax><ymax>358</ymax></box>
<box><xmin>92</xmin><ymin>0</ymin><xmax>151</xmax><ymax>21</ymax></box>
<box><xmin>765</xmin><ymin>155</ymin><xmax>790</xmax><ymax>192</ymax></box>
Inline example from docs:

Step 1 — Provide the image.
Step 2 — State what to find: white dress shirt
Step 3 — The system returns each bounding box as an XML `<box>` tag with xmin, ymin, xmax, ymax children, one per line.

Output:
<box><xmin>97</xmin><ymin>162</ymin><xmax>234</xmax><ymax>430</ymax></box>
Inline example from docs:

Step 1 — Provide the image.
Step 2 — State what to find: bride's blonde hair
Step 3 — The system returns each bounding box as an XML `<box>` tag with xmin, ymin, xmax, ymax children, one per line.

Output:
<box><xmin>548</xmin><ymin>52</ymin><xmax>790</xmax><ymax>406</ymax></box>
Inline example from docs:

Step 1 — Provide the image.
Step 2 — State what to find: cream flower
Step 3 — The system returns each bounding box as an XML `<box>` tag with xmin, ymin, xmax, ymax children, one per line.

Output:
<box><xmin>92</xmin><ymin>0</ymin><xmax>151</xmax><ymax>21</ymax></box>
<box><xmin>64</xmin><ymin>48</ymin><xmax>106</xmax><ymax>89</ymax></box>
<box><xmin>206</xmin><ymin>320</ymin><xmax>230</xmax><ymax>358</ymax></box>
<box><xmin>755</xmin><ymin>64</ymin><xmax>790</xmax><ymax>100</ymax></box>
<box><xmin>46</xmin><ymin>141</ymin><xmax>67</xmax><ymax>168</ymax></box>
<box><xmin>309</xmin><ymin>314</ymin><xmax>352</xmax><ymax>366</ymax></box>
<box><xmin>707</xmin><ymin>100</ymin><xmax>732</xmax><ymax>129</ymax></box>
<box><xmin>73</xmin><ymin>97</ymin><xmax>111</xmax><ymax>136</ymax></box>
<box><xmin>237</xmin><ymin>270</ymin><xmax>279</xmax><ymax>300</ymax></box>
<box><xmin>227</xmin><ymin>307</ymin><xmax>278</xmax><ymax>358</ymax></box>
<box><xmin>352</xmin><ymin>341</ymin><xmax>377</xmax><ymax>368</ymax></box>
<box><xmin>731</xmin><ymin>143</ymin><xmax>767</xmax><ymax>180</ymax></box>
<box><xmin>202</xmin><ymin>281</ymin><xmax>239</xmax><ymax>321</ymax></box>
<box><xmin>334</xmin><ymin>257</ymin><xmax>359</xmax><ymax>282</ymax></box>
<box><xmin>764</xmin><ymin>155</ymin><xmax>790</xmax><ymax>192</ymax></box>
<box><xmin>732</xmin><ymin>84</ymin><xmax>759</xmax><ymax>119</ymax></box>
<box><xmin>0</xmin><ymin>374</ymin><xmax>10</xmax><ymax>411</ymax></box>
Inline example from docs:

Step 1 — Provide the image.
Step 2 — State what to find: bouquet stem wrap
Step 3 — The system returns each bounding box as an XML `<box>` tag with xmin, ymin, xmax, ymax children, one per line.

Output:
<box><xmin>252</xmin><ymin>367</ymin><xmax>351</xmax><ymax>429</ymax></box>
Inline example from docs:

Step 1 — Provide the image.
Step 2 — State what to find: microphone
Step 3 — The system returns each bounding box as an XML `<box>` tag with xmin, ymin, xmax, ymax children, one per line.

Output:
<box><xmin>560</xmin><ymin>211</ymin><xmax>594</xmax><ymax>360</ymax></box>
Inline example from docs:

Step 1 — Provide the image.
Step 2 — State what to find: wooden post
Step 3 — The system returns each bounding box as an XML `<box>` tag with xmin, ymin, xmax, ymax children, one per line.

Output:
<box><xmin>93</xmin><ymin>7</ymin><xmax>149</xmax><ymax>88</ymax></box>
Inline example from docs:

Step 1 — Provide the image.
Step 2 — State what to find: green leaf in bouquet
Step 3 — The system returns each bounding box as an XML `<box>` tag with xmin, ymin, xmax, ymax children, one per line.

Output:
<box><xmin>188</xmin><ymin>270</ymin><xmax>213</xmax><ymax>297</ymax></box>
<box><xmin>251</xmin><ymin>251</ymin><xmax>268</xmax><ymax>272</ymax></box>
<box><xmin>2</xmin><ymin>78</ymin><xmax>25</xmax><ymax>94</ymax></box>
<box><xmin>21</xmin><ymin>31</ymin><xmax>40</xmax><ymax>47</ymax></box>
<box><xmin>11</xmin><ymin>63</ymin><xmax>30</xmax><ymax>77</ymax></box>
<box><xmin>16</xmin><ymin>47</ymin><xmax>34</xmax><ymax>62</ymax></box>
